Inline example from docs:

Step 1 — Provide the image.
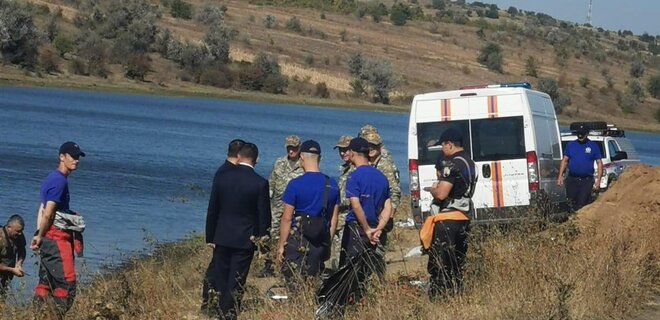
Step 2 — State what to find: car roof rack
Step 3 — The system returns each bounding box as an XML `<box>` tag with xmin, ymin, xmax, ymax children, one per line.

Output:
<box><xmin>566</xmin><ymin>122</ymin><xmax>626</xmax><ymax>137</ymax></box>
<box><xmin>460</xmin><ymin>82</ymin><xmax>532</xmax><ymax>90</ymax></box>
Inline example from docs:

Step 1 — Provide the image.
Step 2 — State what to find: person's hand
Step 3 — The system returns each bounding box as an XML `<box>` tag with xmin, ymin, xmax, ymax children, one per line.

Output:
<box><xmin>556</xmin><ymin>177</ymin><xmax>564</xmax><ymax>186</ymax></box>
<box><xmin>372</xmin><ymin>229</ymin><xmax>383</xmax><ymax>243</ymax></box>
<box><xmin>593</xmin><ymin>182</ymin><xmax>600</xmax><ymax>191</ymax></box>
<box><xmin>11</xmin><ymin>267</ymin><xmax>25</xmax><ymax>277</ymax></box>
<box><xmin>276</xmin><ymin>246</ymin><xmax>285</xmax><ymax>264</ymax></box>
<box><xmin>31</xmin><ymin>235</ymin><xmax>42</xmax><ymax>251</ymax></box>
<box><xmin>365</xmin><ymin>228</ymin><xmax>379</xmax><ymax>245</ymax></box>
<box><xmin>206</xmin><ymin>243</ymin><xmax>215</xmax><ymax>249</ymax></box>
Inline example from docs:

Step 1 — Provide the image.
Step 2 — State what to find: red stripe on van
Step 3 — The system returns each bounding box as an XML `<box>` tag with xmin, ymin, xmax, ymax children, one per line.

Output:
<box><xmin>441</xmin><ymin>99</ymin><xmax>451</xmax><ymax>121</ymax></box>
<box><xmin>488</xmin><ymin>96</ymin><xmax>499</xmax><ymax>118</ymax></box>
<box><xmin>491</xmin><ymin>161</ymin><xmax>504</xmax><ymax>208</ymax></box>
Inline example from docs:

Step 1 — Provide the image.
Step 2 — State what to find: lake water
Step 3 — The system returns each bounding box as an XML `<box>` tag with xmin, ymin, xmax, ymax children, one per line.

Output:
<box><xmin>0</xmin><ymin>86</ymin><xmax>658</xmax><ymax>296</ymax></box>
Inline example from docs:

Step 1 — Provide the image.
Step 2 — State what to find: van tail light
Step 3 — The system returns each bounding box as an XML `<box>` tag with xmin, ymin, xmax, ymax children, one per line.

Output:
<box><xmin>526</xmin><ymin>151</ymin><xmax>539</xmax><ymax>192</ymax></box>
<box><xmin>409</xmin><ymin>159</ymin><xmax>420</xmax><ymax>200</ymax></box>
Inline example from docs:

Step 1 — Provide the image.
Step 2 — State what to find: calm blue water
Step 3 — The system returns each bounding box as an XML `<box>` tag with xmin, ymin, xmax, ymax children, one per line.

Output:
<box><xmin>0</xmin><ymin>86</ymin><xmax>658</xmax><ymax>296</ymax></box>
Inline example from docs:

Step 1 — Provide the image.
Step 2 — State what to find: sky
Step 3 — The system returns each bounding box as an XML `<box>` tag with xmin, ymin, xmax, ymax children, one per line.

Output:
<box><xmin>474</xmin><ymin>0</ymin><xmax>659</xmax><ymax>35</ymax></box>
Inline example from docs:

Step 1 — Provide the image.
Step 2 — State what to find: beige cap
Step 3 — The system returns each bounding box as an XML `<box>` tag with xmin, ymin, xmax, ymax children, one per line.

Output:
<box><xmin>363</xmin><ymin>132</ymin><xmax>382</xmax><ymax>145</ymax></box>
<box><xmin>284</xmin><ymin>135</ymin><xmax>301</xmax><ymax>147</ymax></box>
<box><xmin>358</xmin><ymin>124</ymin><xmax>378</xmax><ymax>138</ymax></box>
<box><xmin>333</xmin><ymin>135</ymin><xmax>353</xmax><ymax>149</ymax></box>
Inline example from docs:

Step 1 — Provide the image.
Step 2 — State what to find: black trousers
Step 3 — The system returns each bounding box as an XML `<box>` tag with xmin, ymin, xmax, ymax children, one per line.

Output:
<box><xmin>339</xmin><ymin>222</ymin><xmax>386</xmax><ymax>276</ymax></box>
<box><xmin>281</xmin><ymin>230</ymin><xmax>328</xmax><ymax>284</ymax></box>
<box><xmin>565</xmin><ymin>175</ymin><xmax>594</xmax><ymax>211</ymax></box>
<box><xmin>201</xmin><ymin>255</ymin><xmax>216</xmax><ymax>311</ymax></box>
<box><xmin>212</xmin><ymin>246</ymin><xmax>254</xmax><ymax>320</ymax></box>
<box><xmin>427</xmin><ymin>220</ymin><xmax>469</xmax><ymax>299</ymax></box>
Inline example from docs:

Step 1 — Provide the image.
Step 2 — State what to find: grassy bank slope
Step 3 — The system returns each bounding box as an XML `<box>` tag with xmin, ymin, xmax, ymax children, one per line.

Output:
<box><xmin>2</xmin><ymin>166</ymin><xmax>658</xmax><ymax>319</ymax></box>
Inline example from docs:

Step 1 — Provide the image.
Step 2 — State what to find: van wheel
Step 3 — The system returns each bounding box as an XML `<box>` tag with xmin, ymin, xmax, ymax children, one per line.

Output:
<box><xmin>569</xmin><ymin>121</ymin><xmax>608</xmax><ymax>132</ymax></box>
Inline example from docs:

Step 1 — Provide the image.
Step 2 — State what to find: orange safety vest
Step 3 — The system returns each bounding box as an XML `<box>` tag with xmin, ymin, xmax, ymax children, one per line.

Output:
<box><xmin>419</xmin><ymin>211</ymin><xmax>469</xmax><ymax>250</ymax></box>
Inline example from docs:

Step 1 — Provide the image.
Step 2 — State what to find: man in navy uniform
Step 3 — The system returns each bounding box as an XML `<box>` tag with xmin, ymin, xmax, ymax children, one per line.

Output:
<box><xmin>205</xmin><ymin>142</ymin><xmax>271</xmax><ymax>320</ymax></box>
<box><xmin>557</xmin><ymin>126</ymin><xmax>603</xmax><ymax>211</ymax></box>
<box><xmin>201</xmin><ymin>139</ymin><xmax>245</xmax><ymax>316</ymax></box>
<box><xmin>426</xmin><ymin>128</ymin><xmax>476</xmax><ymax>299</ymax></box>
<box><xmin>276</xmin><ymin>140</ymin><xmax>340</xmax><ymax>287</ymax></box>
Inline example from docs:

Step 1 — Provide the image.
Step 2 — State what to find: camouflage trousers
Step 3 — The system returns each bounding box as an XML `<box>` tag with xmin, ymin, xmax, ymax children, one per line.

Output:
<box><xmin>325</xmin><ymin>212</ymin><xmax>348</xmax><ymax>270</ymax></box>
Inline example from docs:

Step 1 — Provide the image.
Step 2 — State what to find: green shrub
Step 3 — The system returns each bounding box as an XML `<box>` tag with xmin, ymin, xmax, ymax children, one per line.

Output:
<box><xmin>537</xmin><ymin>78</ymin><xmax>571</xmax><ymax>114</ymax></box>
<box><xmin>0</xmin><ymin>0</ymin><xmax>42</xmax><ymax>68</ymax></box>
<box><xmin>647</xmin><ymin>75</ymin><xmax>660</xmax><ymax>99</ymax></box>
<box><xmin>199</xmin><ymin>64</ymin><xmax>233</xmax><ymax>88</ymax></box>
<box><xmin>124</xmin><ymin>54</ymin><xmax>151</xmax><ymax>81</ymax></box>
<box><xmin>264</xmin><ymin>14</ymin><xmax>276</xmax><ymax>28</ymax></box>
<box><xmin>524</xmin><ymin>56</ymin><xmax>538</xmax><ymax>77</ymax></box>
<box><xmin>68</xmin><ymin>57</ymin><xmax>88</xmax><ymax>75</ymax></box>
<box><xmin>390</xmin><ymin>3</ymin><xmax>409</xmax><ymax>26</ymax></box>
<box><xmin>39</xmin><ymin>47</ymin><xmax>59</xmax><ymax>73</ymax></box>
<box><xmin>625</xmin><ymin>79</ymin><xmax>645</xmax><ymax>102</ymax></box>
<box><xmin>477</xmin><ymin>43</ymin><xmax>503</xmax><ymax>73</ymax></box>
<box><xmin>171</xmin><ymin>0</ymin><xmax>193</xmax><ymax>20</ymax></box>
<box><xmin>579</xmin><ymin>76</ymin><xmax>590</xmax><ymax>88</ymax></box>
<box><xmin>196</xmin><ymin>4</ymin><xmax>225</xmax><ymax>25</ymax></box>
<box><xmin>53</xmin><ymin>35</ymin><xmax>74</xmax><ymax>57</ymax></box>
<box><xmin>303</xmin><ymin>52</ymin><xmax>314</xmax><ymax>65</ymax></box>
<box><xmin>314</xmin><ymin>82</ymin><xmax>330</xmax><ymax>98</ymax></box>
<box><xmin>286</xmin><ymin>16</ymin><xmax>302</xmax><ymax>32</ymax></box>
<box><xmin>629</xmin><ymin>61</ymin><xmax>645</xmax><ymax>78</ymax></box>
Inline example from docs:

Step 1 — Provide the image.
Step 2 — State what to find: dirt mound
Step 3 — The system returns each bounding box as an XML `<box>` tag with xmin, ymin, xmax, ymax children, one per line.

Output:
<box><xmin>577</xmin><ymin>165</ymin><xmax>660</xmax><ymax>234</ymax></box>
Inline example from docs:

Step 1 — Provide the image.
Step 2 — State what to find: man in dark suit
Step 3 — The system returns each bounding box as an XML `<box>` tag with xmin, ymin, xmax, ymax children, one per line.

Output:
<box><xmin>205</xmin><ymin>142</ymin><xmax>271</xmax><ymax>319</ymax></box>
<box><xmin>201</xmin><ymin>139</ymin><xmax>245</xmax><ymax>316</ymax></box>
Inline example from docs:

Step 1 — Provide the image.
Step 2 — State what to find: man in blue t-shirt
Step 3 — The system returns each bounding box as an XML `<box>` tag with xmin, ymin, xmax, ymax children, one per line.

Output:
<box><xmin>557</xmin><ymin>127</ymin><xmax>603</xmax><ymax>211</ymax></box>
<box><xmin>340</xmin><ymin>137</ymin><xmax>391</xmax><ymax>268</ymax></box>
<box><xmin>33</xmin><ymin>141</ymin><xmax>85</xmax><ymax>315</ymax></box>
<box><xmin>276</xmin><ymin>140</ymin><xmax>340</xmax><ymax>284</ymax></box>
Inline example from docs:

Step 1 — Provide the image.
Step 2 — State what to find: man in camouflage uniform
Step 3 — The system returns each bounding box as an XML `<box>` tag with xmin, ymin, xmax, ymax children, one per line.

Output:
<box><xmin>364</xmin><ymin>131</ymin><xmax>401</xmax><ymax>243</ymax></box>
<box><xmin>358</xmin><ymin>124</ymin><xmax>393</xmax><ymax>164</ymax></box>
<box><xmin>327</xmin><ymin>135</ymin><xmax>354</xmax><ymax>270</ymax></box>
<box><xmin>260</xmin><ymin>135</ymin><xmax>304</xmax><ymax>277</ymax></box>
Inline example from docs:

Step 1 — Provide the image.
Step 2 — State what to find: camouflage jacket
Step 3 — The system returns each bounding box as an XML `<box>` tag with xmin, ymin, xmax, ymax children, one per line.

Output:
<box><xmin>372</xmin><ymin>154</ymin><xmax>401</xmax><ymax>209</ymax></box>
<box><xmin>268</xmin><ymin>156</ymin><xmax>304</xmax><ymax>208</ymax></box>
<box><xmin>337</xmin><ymin>162</ymin><xmax>355</xmax><ymax>213</ymax></box>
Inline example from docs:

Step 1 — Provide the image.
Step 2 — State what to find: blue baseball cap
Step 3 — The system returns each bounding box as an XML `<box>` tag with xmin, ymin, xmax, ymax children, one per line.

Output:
<box><xmin>300</xmin><ymin>140</ymin><xmax>321</xmax><ymax>155</ymax></box>
<box><xmin>348</xmin><ymin>137</ymin><xmax>370</xmax><ymax>154</ymax></box>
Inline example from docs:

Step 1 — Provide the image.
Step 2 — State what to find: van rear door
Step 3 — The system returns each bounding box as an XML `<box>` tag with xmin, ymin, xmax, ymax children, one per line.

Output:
<box><xmin>468</xmin><ymin>94</ymin><xmax>529</xmax><ymax>220</ymax></box>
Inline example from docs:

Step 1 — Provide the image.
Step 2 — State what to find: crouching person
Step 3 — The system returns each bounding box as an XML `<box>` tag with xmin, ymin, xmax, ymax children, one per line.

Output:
<box><xmin>421</xmin><ymin>128</ymin><xmax>475</xmax><ymax>300</ymax></box>
<box><xmin>277</xmin><ymin>140</ymin><xmax>340</xmax><ymax>290</ymax></box>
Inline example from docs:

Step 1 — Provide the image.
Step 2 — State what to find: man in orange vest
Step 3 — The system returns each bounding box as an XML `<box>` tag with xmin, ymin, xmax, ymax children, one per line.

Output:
<box><xmin>424</xmin><ymin>128</ymin><xmax>475</xmax><ymax>300</ymax></box>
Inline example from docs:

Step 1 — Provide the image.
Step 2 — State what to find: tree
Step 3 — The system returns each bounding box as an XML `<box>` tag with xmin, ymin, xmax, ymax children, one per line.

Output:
<box><xmin>347</xmin><ymin>52</ymin><xmax>364</xmax><ymax>78</ymax></box>
<box><xmin>389</xmin><ymin>3</ymin><xmax>409</xmax><ymax>26</ymax></box>
<box><xmin>52</xmin><ymin>35</ymin><xmax>74</xmax><ymax>57</ymax></box>
<box><xmin>537</xmin><ymin>78</ymin><xmax>571</xmax><ymax>114</ymax></box>
<box><xmin>196</xmin><ymin>4</ymin><xmax>225</xmax><ymax>25</ymax></box>
<box><xmin>124</xmin><ymin>53</ymin><xmax>151</xmax><ymax>81</ymax></box>
<box><xmin>647</xmin><ymin>75</ymin><xmax>660</xmax><ymax>99</ymax></box>
<box><xmin>507</xmin><ymin>6</ymin><xmax>519</xmax><ymax>16</ymax></box>
<box><xmin>432</xmin><ymin>0</ymin><xmax>445</xmax><ymax>11</ymax></box>
<box><xmin>524</xmin><ymin>56</ymin><xmax>538</xmax><ymax>77</ymax></box>
<box><xmin>76</xmin><ymin>31</ymin><xmax>109</xmax><ymax>77</ymax></box>
<box><xmin>361</xmin><ymin>58</ymin><xmax>399</xmax><ymax>104</ymax></box>
<box><xmin>314</xmin><ymin>82</ymin><xmax>330</xmax><ymax>98</ymax></box>
<box><xmin>264</xmin><ymin>14</ymin><xmax>276</xmax><ymax>29</ymax></box>
<box><xmin>0</xmin><ymin>0</ymin><xmax>42</xmax><ymax>68</ymax></box>
<box><xmin>171</xmin><ymin>0</ymin><xmax>193</xmax><ymax>20</ymax></box>
<box><xmin>625</xmin><ymin>79</ymin><xmax>645</xmax><ymax>102</ymax></box>
<box><xmin>629</xmin><ymin>61</ymin><xmax>645</xmax><ymax>78</ymax></box>
<box><xmin>239</xmin><ymin>53</ymin><xmax>288</xmax><ymax>94</ymax></box>
<box><xmin>477</xmin><ymin>43</ymin><xmax>503</xmax><ymax>73</ymax></box>
<box><xmin>485</xmin><ymin>4</ymin><xmax>499</xmax><ymax>19</ymax></box>
<box><xmin>204</xmin><ymin>24</ymin><xmax>235</xmax><ymax>64</ymax></box>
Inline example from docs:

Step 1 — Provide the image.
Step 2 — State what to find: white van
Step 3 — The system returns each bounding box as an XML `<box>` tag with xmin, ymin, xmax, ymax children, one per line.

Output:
<box><xmin>407</xmin><ymin>83</ymin><xmax>567</xmax><ymax>225</ymax></box>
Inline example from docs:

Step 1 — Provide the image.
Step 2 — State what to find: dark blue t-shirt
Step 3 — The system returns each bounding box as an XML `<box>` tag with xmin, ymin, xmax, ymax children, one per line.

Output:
<box><xmin>345</xmin><ymin>165</ymin><xmax>390</xmax><ymax>227</ymax></box>
<box><xmin>40</xmin><ymin>170</ymin><xmax>69</xmax><ymax>211</ymax></box>
<box><xmin>282</xmin><ymin>172</ymin><xmax>340</xmax><ymax>224</ymax></box>
<box><xmin>565</xmin><ymin>139</ymin><xmax>602</xmax><ymax>177</ymax></box>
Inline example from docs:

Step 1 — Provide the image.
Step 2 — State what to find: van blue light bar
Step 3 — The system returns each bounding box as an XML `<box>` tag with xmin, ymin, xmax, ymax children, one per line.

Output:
<box><xmin>460</xmin><ymin>82</ymin><xmax>532</xmax><ymax>90</ymax></box>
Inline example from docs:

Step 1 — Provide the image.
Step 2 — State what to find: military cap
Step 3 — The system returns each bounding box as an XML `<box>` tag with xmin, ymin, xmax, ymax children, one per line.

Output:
<box><xmin>358</xmin><ymin>124</ymin><xmax>378</xmax><ymax>138</ymax></box>
<box><xmin>284</xmin><ymin>135</ymin><xmax>301</xmax><ymax>147</ymax></box>
<box><xmin>333</xmin><ymin>135</ymin><xmax>353</xmax><ymax>149</ymax></box>
<box><xmin>364</xmin><ymin>132</ymin><xmax>382</xmax><ymax>145</ymax></box>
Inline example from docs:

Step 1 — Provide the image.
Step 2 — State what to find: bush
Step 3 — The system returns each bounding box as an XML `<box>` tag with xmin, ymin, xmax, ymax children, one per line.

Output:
<box><xmin>124</xmin><ymin>54</ymin><xmax>151</xmax><ymax>81</ymax></box>
<box><xmin>647</xmin><ymin>75</ymin><xmax>660</xmax><ymax>99</ymax></box>
<box><xmin>477</xmin><ymin>43</ymin><xmax>503</xmax><ymax>73</ymax></box>
<box><xmin>0</xmin><ymin>0</ymin><xmax>42</xmax><ymax>68</ymax></box>
<box><xmin>239</xmin><ymin>53</ymin><xmax>288</xmax><ymax>94</ymax></box>
<box><xmin>360</xmin><ymin>58</ymin><xmax>399</xmax><ymax>104</ymax></box>
<box><xmin>52</xmin><ymin>35</ymin><xmax>74</xmax><ymax>57</ymax></box>
<box><xmin>524</xmin><ymin>56</ymin><xmax>538</xmax><ymax>77</ymax></box>
<box><xmin>313</xmin><ymin>82</ymin><xmax>330</xmax><ymax>98</ymax></box>
<box><xmin>303</xmin><ymin>52</ymin><xmax>314</xmax><ymax>65</ymax></box>
<box><xmin>199</xmin><ymin>64</ymin><xmax>233</xmax><ymax>88</ymax></box>
<box><xmin>76</xmin><ymin>31</ymin><xmax>109</xmax><ymax>77</ymax></box>
<box><xmin>625</xmin><ymin>79</ymin><xmax>645</xmax><ymax>102</ymax></box>
<box><xmin>339</xmin><ymin>29</ymin><xmax>348</xmax><ymax>41</ymax></box>
<box><xmin>432</xmin><ymin>0</ymin><xmax>445</xmax><ymax>11</ymax></box>
<box><xmin>39</xmin><ymin>47</ymin><xmax>59</xmax><ymax>73</ymax></box>
<box><xmin>629</xmin><ymin>61</ymin><xmax>645</xmax><ymax>78</ymax></box>
<box><xmin>196</xmin><ymin>4</ymin><xmax>225</xmax><ymax>25</ymax></box>
<box><xmin>347</xmin><ymin>52</ymin><xmax>364</xmax><ymax>78</ymax></box>
<box><xmin>579</xmin><ymin>76</ymin><xmax>590</xmax><ymax>88</ymax></box>
<box><xmin>350</xmin><ymin>79</ymin><xmax>366</xmax><ymax>96</ymax></box>
<box><xmin>204</xmin><ymin>24</ymin><xmax>235</xmax><ymax>64</ymax></box>
<box><xmin>389</xmin><ymin>3</ymin><xmax>409</xmax><ymax>26</ymax></box>
<box><xmin>68</xmin><ymin>57</ymin><xmax>87</xmax><ymax>75</ymax></box>
<box><xmin>537</xmin><ymin>78</ymin><xmax>571</xmax><ymax>113</ymax></box>
<box><xmin>171</xmin><ymin>0</ymin><xmax>193</xmax><ymax>20</ymax></box>
<box><xmin>619</xmin><ymin>93</ymin><xmax>638</xmax><ymax>113</ymax></box>
<box><xmin>507</xmin><ymin>6</ymin><xmax>519</xmax><ymax>16</ymax></box>
<box><xmin>485</xmin><ymin>4</ymin><xmax>499</xmax><ymax>19</ymax></box>
<box><xmin>264</xmin><ymin>14</ymin><xmax>276</xmax><ymax>29</ymax></box>
<box><xmin>285</xmin><ymin>16</ymin><xmax>302</xmax><ymax>32</ymax></box>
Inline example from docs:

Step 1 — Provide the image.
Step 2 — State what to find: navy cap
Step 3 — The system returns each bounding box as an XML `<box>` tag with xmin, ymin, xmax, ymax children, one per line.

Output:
<box><xmin>348</xmin><ymin>137</ymin><xmax>370</xmax><ymax>154</ymax></box>
<box><xmin>59</xmin><ymin>141</ymin><xmax>85</xmax><ymax>157</ymax></box>
<box><xmin>439</xmin><ymin>128</ymin><xmax>463</xmax><ymax>144</ymax></box>
<box><xmin>300</xmin><ymin>140</ymin><xmax>321</xmax><ymax>155</ymax></box>
<box><xmin>576</xmin><ymin>126</ymin><xmax>588</xmax><ymax>136</ymax></box>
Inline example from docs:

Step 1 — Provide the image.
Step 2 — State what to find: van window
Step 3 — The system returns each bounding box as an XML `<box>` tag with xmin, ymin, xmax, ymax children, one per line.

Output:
<box><xmin>471</xmin><ymin>116</ymin><xmax>525</xmax><ymax>161</ymax></box>
<box><xmin>416</xmin><ymin>121</ymin><xmax>470</xmax><ymax>166</ymax></box>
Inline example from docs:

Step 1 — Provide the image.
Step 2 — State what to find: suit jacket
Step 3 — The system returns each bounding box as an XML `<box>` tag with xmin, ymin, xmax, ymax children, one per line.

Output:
<box><xmin>205</xmin><ymin>163</ymin><xmax>271</xmax><ymax>250</ymax></box>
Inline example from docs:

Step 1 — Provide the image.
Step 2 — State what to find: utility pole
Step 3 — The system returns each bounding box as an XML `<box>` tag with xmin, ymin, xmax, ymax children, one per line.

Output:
<box><xmin>586</xmin><ymin>0</ymin><xmax>593</xmax><ymax>25</ymax></box>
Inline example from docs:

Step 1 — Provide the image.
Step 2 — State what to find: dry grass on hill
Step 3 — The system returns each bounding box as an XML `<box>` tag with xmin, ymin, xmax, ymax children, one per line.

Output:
<box><xmin>2</xmin><ymin>167</ymin><xmax>658</xmax><ymax>319</ymax></box>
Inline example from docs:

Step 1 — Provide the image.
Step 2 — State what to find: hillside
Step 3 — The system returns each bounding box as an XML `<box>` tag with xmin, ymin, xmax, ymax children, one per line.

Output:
<box><xmin>1</xmin><ymin>0</ymin><xmax>659</xmax><ymax>131</ymax></box>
